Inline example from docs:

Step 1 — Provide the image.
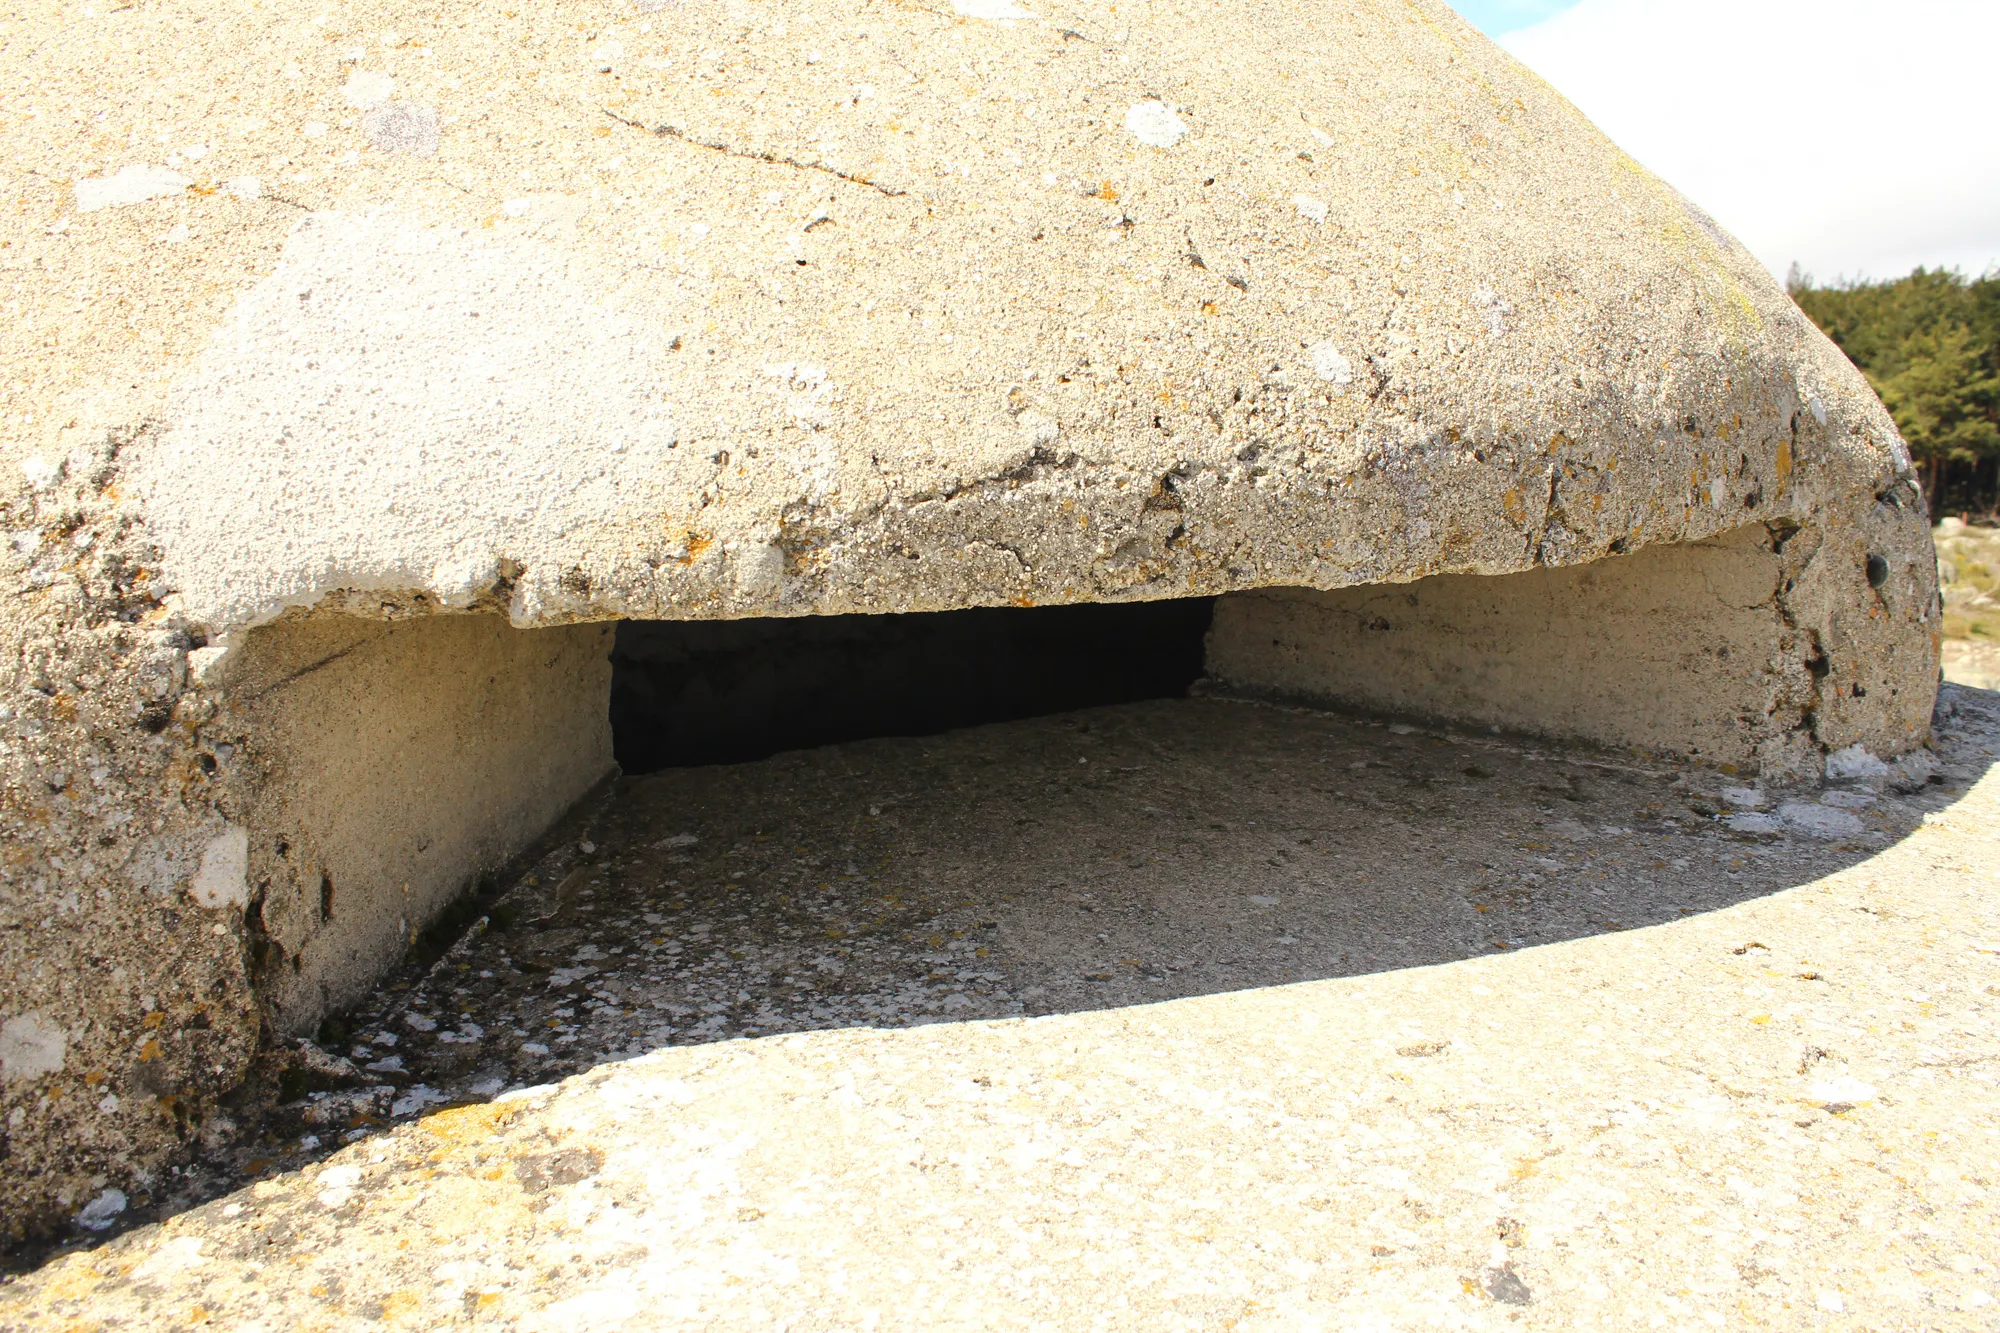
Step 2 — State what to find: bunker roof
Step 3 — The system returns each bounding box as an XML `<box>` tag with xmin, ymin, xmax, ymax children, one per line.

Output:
<box><xmin>11</xmin><ymin>0</ymin><xmax>1906</xmax><ymax>635</ymax></box>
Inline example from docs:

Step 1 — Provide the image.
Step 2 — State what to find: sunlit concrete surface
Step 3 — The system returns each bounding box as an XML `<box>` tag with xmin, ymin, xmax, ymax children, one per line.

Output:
<box><xmin>4</xmin><ymin>687</ymin><xmax>1996</xmax><ymax>1329</ymax></box>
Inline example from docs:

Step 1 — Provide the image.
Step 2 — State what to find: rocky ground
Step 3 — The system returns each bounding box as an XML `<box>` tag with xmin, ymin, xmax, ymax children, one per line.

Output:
<box><xmin>1938</xmin><ymin>519</ymin><xmax>2000</xmax><ymax>690</ymax></box>
<box><xmin>3</xmin><ymin>679</ymin><xmax>1998</xmax><ymax>1329</ymax></box>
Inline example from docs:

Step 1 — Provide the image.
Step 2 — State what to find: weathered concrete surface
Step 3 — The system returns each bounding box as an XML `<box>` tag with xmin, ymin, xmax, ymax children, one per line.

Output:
<box><xmin>0</xmin><ymin>439</ymin><xmax>264</xmax><ymax>1250</ymax></box>
<box><xmin>225</xmin><ymin>613</ymin><xmax>615</xmax><ymax>1033</ymax></box>
<box><xmin>1208</xmin><ymin>517</ymin><xmax>1939</xmax><ymax>776</ymax></box>
<box><xmin>6</xmin><ymin>0</ymin><xmax>1929</xmax><ymax>632</ymax></box>
<box><xmin>4</xmin><ymin>690</ymin><xmax>1996</xmax><ymax>1328</ymax></box>
<box><xmin>0</xmin><ymin>0</ymin><xmax>1944</xmax><ymax>1248</ymax></box>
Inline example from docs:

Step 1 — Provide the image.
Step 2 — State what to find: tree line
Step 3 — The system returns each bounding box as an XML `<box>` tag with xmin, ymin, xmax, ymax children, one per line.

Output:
<box><xmin>1788</xmin><ymin>266</ymin><xmax>2000</xmax><ymax>517</ymax></box>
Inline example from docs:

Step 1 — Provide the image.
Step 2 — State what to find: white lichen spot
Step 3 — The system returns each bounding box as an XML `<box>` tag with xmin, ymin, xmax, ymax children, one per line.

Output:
<box><xmin>302</xmin><ymin>121</ymin><xmax>329</xmax><ymax>139</ymax></box>
<box><xmin>1472</xmin><ymin>284</ymin><xmax>1512</xmax><ymax>336</ymax></box>
<box><xmin>1806</xmin><ymin>1074</ymin><xmax>1878</xmax><ymax>1108</ymax></box>
<box><xmin>951</xmin><ymin>0</ymin><xmax>1034</xmax><ymax>18</ymax></box>
<box><xmin>225</xmin><ymin>176</ymin><xmax>263</xmax><ymax>200</ymax></box>
<box><xmin>316</xmin><ymin>1163</ymin><xmax>364</xmax><ymax>1207</ymax></box>
<box><xmin>730</xmin><ymin>541</ymin><xmax>786</xmax><ymax>599</ymax></box>
<box><xmin>341</xmin><ymin>69</ymin><xmax>395</xmax><ymax>108</ymax></box>
<box><xmin>1124</xmin><ymin>100</ymin><xmax>1187</xmax><ymax>149</ymax></box>
<box><xmin>1707</xmin><ymin>475</ymin><xmax>1727</xmax><ymax>508</ymax></box>
<box><xmin>75</xmin><ymin>1187</ymin><xmax>127</xmax><ymax>1232</ymax></box>
<box><xmin>763</xmin><ymin>361</ymin><xmax>833</xmax><ymax>429</ymax></box>
<box><xmin>1018</xmin><ymin>412</ymin><xmax>1059</xmax><ymax>448</ymax></box>
<box><xmin>1807</xmin><ymin>394</ymin><xmax>1827</xmax><ymax>427</ymax></box>
<box><xmin>21</xmin><ymin>455</ymin><xmax>63</xmax><ymax>491</ymax></box>
<box><xmin>1775</xmin><ymin>801</ymin><xmax>1864</xmax><ymax>839</ymax></box>
<box><xmin>190</xmin><ymin>825</ymin><xmax>250</xmax><ymax>909</ymax></box>
<box><xmin>1825</xmin><ymin>743</ymin><xmax>1889</xmax><ymax>781</ymax></box>
<box><xmin>132</xmin><ymin>1237</ymin><xmax>210</xmax><ymax>1283</ymax></box>
<box><xmin>0</xmin><ymin>1013</ymin><xmax>68</xmax><ymax>1084</ymax></box>
<box><xmin>74</xmin><ymin>164</ymin><xmax>191</xmax><ymax>213</ymax></box>
<box><xmin>1308</xmin><ymin>342</ymin><xmax>1353</xmax><ymax>386</ymax></box>
<box><xmin>363</xmin><ymin>103</ymin><xmax>439</xmax><ymax>155</ymax></box>
<box><xmin>428</xmin><ymin>551</ymin><xmax>501</xmax><ymax>608</ymax></box>
<box><xmin>391</xmin><ymin>1084</ymin><xmax>448</xmax><ymax>1118</ymax></box>
<box><xmin>1292</xmin><ymin>194</ymin><xmax>1328</xmax><ymax>224</ymax></box>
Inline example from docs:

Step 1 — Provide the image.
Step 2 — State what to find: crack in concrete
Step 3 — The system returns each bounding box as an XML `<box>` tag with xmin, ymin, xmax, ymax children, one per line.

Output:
<box><xmin>931</xmin><ymin>446</ymin><xmax>1084</xmax><ymax>504</ymax></box>
<box><xmin>603</xmin><ymin>110</ymin><xmax>912</xmax><ymax>199</ymax></box>
<box><xmin>971</xmin><ymin>538</ymin><xmax>1031</xmax><ymax>572</ymax></box>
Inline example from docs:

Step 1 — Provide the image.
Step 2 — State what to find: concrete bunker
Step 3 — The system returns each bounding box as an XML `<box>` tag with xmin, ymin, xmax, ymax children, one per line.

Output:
<box><xmin>0</xmin><ymin>0</ymin><xmax>1948</xmax><ymax>1244</ymax></box>
<box><xmin>222</xmin><ymin>501</ymin><xmax>1938</xmax><ymax>1043</ymax></box>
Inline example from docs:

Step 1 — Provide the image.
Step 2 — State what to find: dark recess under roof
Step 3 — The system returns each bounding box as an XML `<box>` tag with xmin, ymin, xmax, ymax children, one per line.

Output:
<box><xmin>609</xmin><ymin>598</ymin><xmax>1216</xmax><ymax>772</ymax></box>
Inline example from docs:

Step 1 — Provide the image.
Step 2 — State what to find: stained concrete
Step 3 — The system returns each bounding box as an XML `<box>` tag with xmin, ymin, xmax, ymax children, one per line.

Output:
<box><xmin>3</xmin><ymin>688</ymin><xmax>1995</xmax><ymax>1328</ymax></box>
<box><xmin>0</xmin><ymin>0</ymin><xmax>1945</xmax><ymax>1243</ymax></box>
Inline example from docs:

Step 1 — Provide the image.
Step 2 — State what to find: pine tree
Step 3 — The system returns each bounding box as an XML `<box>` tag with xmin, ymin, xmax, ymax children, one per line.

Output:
<box><xmin>1789</xmin><ymin>267</ymin><xmax>2000</xmax><ymax>514</ymax></box>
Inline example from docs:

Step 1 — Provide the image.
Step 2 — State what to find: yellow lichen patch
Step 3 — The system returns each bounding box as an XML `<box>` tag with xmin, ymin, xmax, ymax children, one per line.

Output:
<box><xmin>376</xmin><ymin>1289</ymin><xmax>426</xmax><ymax>1323</ymax></box>
<box><xmin>29</xmin><ymin>1253</ymin><xmax>106</xmax><ymax>1304</ymax></box>
<box><xmin>416</xmin><ymin>1099</ymin><xmax>526</xmax><ymax>1156</ymax></box>
<box><xmin>1774</xmin><ymin>438</ymin><xmax>1793</xmax><ymax>494</ymax></box>
<box><xmin>1500</xmin><ymin>488</ymin><xmax>1527</xmax><ymax>526</ymax></box>
<box><xmin>421</xmin><ymin>1173</ymin><xmax>536</xmax><ymax>1241</ymax></box>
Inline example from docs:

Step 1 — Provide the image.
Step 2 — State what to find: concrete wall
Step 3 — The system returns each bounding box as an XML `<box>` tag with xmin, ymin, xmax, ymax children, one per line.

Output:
<box><xmin>224</xmin><ymin>613</ymin><xmax>616</xmax><ymax>1034</ymax></box>
<box><xmin>1205</xmin><ymin>515</ymin><xmax>1939</xmax><ymax>778</ymax></box>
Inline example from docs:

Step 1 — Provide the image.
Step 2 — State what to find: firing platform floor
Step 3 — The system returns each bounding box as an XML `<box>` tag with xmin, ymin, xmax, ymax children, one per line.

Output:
<box><xmin>7</xmin><ymin>691</ymin><xmax>2000</xmax><ymax>1330</ymax></box>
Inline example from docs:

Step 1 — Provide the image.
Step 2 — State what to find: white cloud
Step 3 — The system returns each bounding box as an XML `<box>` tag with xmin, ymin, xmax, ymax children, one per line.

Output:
<box><xmin>1502</xmin><ymin>0</ymin><xmax>2000</xmax><ymax>281</ymax></box>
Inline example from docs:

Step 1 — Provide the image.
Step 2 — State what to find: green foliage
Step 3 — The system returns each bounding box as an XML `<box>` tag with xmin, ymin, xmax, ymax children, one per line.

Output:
<box><xmin>1788</xmin><ymin>266</ymin><xmax>2000</xmax><ymax>494</ymax></box>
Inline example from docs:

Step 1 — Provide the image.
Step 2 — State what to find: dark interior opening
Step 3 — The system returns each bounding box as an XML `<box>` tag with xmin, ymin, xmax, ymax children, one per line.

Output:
<box><xmin>610</xmin><ymin>597</ymin><xmax>1216</xmax><ymax>772</ymax></box>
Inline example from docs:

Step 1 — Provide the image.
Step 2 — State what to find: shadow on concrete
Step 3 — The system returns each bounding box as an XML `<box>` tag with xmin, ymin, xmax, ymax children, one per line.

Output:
<box><xmin>19</xmin><ymin>685</ymin><xmax>1994</xmax><ymax>1270</ymax></box>
<box><xmin>339</xmin><ymin>684</ymin><xmax>1998</xmax><ymax>1093</ymax></box>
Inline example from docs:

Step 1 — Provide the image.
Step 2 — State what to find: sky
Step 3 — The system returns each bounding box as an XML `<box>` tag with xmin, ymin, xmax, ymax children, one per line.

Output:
<box><xmin>1449</xmin><ymin>0</ymin><xmax>2000</xmax><ymax>284</ymax></box>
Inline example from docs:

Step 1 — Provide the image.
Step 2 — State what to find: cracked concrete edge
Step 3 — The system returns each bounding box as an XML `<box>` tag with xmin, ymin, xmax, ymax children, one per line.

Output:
<box><xmin>5</xmin><ymin>0</ymin><xmax>1923</xmax><ymax>639</ymax></box>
